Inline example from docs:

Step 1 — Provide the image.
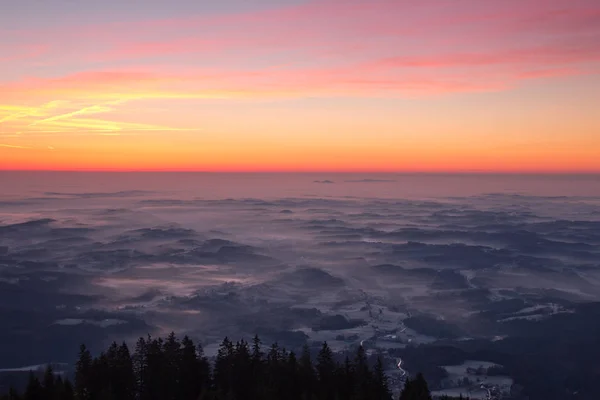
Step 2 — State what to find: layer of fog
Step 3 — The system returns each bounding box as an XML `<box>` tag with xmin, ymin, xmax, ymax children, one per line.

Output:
<box><xmin>1</xmin><ymin>175</ymin><xmax>599</xmax><ymax>366</ymax></box>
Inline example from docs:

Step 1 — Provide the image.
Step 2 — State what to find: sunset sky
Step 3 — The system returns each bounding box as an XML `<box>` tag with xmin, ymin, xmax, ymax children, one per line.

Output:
<box><xmin>1</xmin><ymin>0</ymin><xmax>599</xmax><ymax>172</ymax></box>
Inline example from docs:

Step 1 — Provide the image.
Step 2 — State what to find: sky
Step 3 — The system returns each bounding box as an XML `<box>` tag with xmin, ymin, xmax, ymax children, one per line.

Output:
<box><xmin>1</xmin><ymin>0</ymin><xmax>599</xmax><ymax>172</ymax></box>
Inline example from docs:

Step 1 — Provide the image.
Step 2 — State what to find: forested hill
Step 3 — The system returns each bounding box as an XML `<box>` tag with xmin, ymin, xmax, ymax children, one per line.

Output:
<box><xmin>0</xmin><ymin>333</ymin><xmax>465</xmax><ymax>400</ymax></box>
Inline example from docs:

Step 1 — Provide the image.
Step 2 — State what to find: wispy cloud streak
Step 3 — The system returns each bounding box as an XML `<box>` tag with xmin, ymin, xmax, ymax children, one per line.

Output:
<box><xmin>0</xmin><ymin>0</ymin><xmax>599</xmax><ymax>171</ymax></box>
<box><xmin>0</xmin><ymin>143</ymin><xmax>31</xmax><ymax>149</ymax></box>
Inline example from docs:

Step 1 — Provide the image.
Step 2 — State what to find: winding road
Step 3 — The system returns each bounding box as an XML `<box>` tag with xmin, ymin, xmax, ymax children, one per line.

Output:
<box><xmin>396</xmin><ymin>358</ymin><xmax>407</xmax><ymax>378</ymax></box>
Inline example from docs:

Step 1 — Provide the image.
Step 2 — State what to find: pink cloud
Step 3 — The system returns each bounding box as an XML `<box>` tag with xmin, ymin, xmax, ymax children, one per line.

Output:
<box><xmin>375</xmin><ymin>41</ymin><xmax>600</xmax><ymax>69</ymax></box>
<box><xmin>1</xmin><ymin>0</ymin><xmax>599</xmax><ymax>97</ymax></box>
<box><xmin>90</xmin><ymin>38</ymin><xmax>233</xmax><ymax>63</ymax></box>
<box><xmin>0</xmin><ymin>44</ymin><xmax>48</xmax><ymax>62</ymax></box>
<box><xmin>0</xmin><ymin>57</ymin><xmax>581</xmax><ymax>103</ymax></box>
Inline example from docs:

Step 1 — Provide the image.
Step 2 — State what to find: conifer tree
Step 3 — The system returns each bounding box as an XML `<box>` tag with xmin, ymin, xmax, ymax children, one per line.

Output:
<box><xmin>264</xmin><ymin>342</ymin><xmax>283</xmax><ymax>400</ymax></box>
<box><xmin>213</xmin><ymin>337</ymin><xmax>234</xmax><ymax>398</ymax></box>
<box><xmin>54</xmin><ymin>376</ymin><xmax>65</xmax><ymax>400</ymax></box>
<box><xmin>145</xmin><ymin>337</ymin><xmax>166</xmax><ymax>400</ymax></box>
<box><xmin>285</xmin><ymin>351</ymin><xmax>301</xmax><ymax>400</ymax></box>
<box><xmin>8</xmin><ymin>386</ymin><xmax>22</xmax><ymax>400</ymax></box>
<box><xmin>412</xmin><ymin>373</ymin><xmax>432</xmax><ymax>400</ymax></box>
<box><xmin>373</xmin><ymin>357</ymin><xmax>392</xmax><ymax>400</ymax></box>
<box><xmin>163</xmin><ymin>333</ymin><xmax>181</xmax><ymax>400</ymax></box>
<box><xmin>249</xmin><ymin>335</ymin><xmax>264</xmax><ymax>400</ymax></box>
<box><xmin>4</xmin><ymin>333</ymin><xmax>420</xmax><ymax>400</ymax></box>
<box><xmin>114</xmin><ymin>343</ymin><xmax>135</xmax><ymax>400</ymax></box>
<box><xmin>196</xmin><ymin>342</ymin><xmax>211</xmax><ymax>397</ymax></box>
<box><xmin>399</xmin><ymin>378</ymin><xmax>413</xmax><ymax>400</ymax></box>
<box><xmin>62</xmin><ymin>380</ymin><xmax>74</xmax><ymax>400</ymax></box>
<box><xmin>299</xmin><ymin>344</ymin><xmax>316</xmax><ymax>400</ymax></box>
<box><xmin>133</xmin><ymin>337</ymin><xmax>148</xmax><ymax>400</ymax></box>
<box><xmin>354</xmin><ymin>346</ymin><xmax>372</xmax><ymax>400</ymax></box>
<box><xmin>232</xmin><ymin>339</ymin><xmax>251</xmax><ymax>400</ymax></box>
<box><xmin>90</xmin><ymin>351</ymin><xmax>111</xmax><ymax>400</ymax></box>
<box><xmin>42</xmin><ymin>366</ymin><xmax>55</xmax><ymax>400</ymax></box>
<box><xmin>399</xmin><ymin>373</ymin><xmax>432</xmax><ymax>400</ymax></box>
<box><xmin>179</xmin><ymin>336</ymin><xmax>202</xmax><ymax>400</ymax></box>
<box><xmin>24</xmin><ymin>372</ymin><xmax>43</xmax><ymax>400</ymax></box>
<box><xmin>75</xmin><ymin>344</ymin><xmax>92</xmax><ymax>400</ymax></box>
<box><xmin>316</xmin><ymin>342</ymin><xmax>336</xmax><ymax>400</ymax></box>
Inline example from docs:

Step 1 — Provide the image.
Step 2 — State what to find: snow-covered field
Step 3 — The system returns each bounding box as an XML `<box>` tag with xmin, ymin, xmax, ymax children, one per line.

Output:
<box><xmin>432</xmin><ymin>360</ymin><xmax>513</xmax><ymax>399</ymax></box>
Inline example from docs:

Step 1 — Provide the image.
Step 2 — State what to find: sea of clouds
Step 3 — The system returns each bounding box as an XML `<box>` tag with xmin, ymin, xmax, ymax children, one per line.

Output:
<box><xmin>1</xmin><ymin>173</ymin><xmax>599</xmax><ymax>367</ymax></box>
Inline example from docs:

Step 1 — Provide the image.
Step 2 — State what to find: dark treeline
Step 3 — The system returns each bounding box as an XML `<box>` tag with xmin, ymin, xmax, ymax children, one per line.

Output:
<box><xmin>1</xmin><ymin>333</ymin><xmax>466</xmax><ymax>400</ymax></box>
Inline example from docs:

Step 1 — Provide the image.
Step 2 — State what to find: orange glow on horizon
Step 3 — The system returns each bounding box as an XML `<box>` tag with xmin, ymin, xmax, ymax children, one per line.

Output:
<box><xmin>1</xmin><ymin>0</ymin><xmax>599</xmax><ymax>172</ymax></box>
<box><xmin>2</xmin><ymin>140</ymin><xmax>599</xmax><ymax>173</ymax></box>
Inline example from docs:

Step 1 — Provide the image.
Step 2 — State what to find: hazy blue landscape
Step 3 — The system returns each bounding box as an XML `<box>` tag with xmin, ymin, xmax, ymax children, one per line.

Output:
<box><xmin>1</xmin><ymin>173</ymin><xmax>599</xmax><ymax>399</ymax></box>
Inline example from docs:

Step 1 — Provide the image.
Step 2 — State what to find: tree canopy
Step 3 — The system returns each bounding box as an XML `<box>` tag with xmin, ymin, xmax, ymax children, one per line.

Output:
<box><xmin>1</xmin><ymin>333</ymin><xmax>466</xmax><ymax>400</ymax></box>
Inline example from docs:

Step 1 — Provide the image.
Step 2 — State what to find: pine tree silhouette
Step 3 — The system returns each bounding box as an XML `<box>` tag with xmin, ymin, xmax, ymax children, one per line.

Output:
<box><xmin>74</xmin><ymin>345</ymin><xmax>92</xmax><ymax>400</ymax></box>
<box><xmin>24</xmin><ymin>372</ymin><xmax>43</xmax><ymax>400</ymax></box>
<box><xmin>2</xmin><ymin>333</ymin><xmax>444</xmax><ymax>400</ymax></box>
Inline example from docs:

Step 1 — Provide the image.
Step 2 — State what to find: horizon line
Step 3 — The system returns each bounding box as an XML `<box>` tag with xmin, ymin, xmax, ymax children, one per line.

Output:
<box><xmin>1</xmin><ymin>169</ymin><xmax>600</xmax><ymax>175</ymax></box>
